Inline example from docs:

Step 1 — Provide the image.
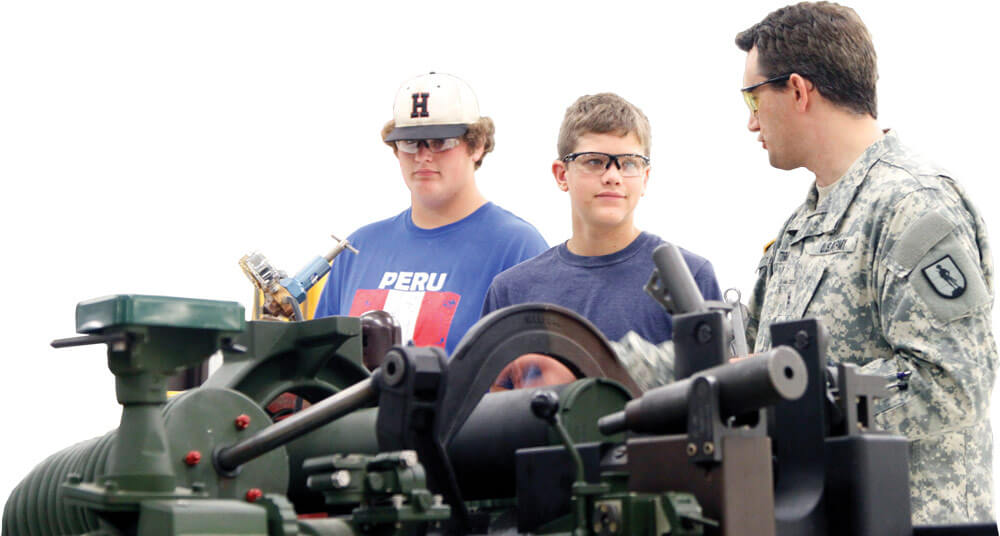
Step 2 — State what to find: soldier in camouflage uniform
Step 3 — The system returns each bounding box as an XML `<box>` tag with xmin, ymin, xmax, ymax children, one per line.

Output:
<box><xmin>616</xmin><ymin>1</ymin><xmax>997</xmax><ymax>524</ymax></box>
<box><xmin>736</xmin><ymin>3</ymin><xmax>997</xmax><ymax>523</ymax></box>
<box><xmin>738</xmin><ymin>2</ymin><xmax>997</xmax><ymax>524</ymax></box>
<box><xmin>748</xmin><ymin>128</ymin><xmax>996</xmax><ymax>525</ymax></box>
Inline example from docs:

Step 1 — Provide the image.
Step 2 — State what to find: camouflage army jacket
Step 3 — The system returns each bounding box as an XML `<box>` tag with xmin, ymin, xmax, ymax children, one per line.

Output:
<box><xmin>746</xmin><ymin>131</ymin><xmax>997</xmax><ymax>524</ymax></box>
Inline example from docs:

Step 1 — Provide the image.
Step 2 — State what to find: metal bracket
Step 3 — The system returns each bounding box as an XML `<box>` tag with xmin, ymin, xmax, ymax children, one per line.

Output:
<box><xmin>686</xmin><ymin>376</ymin><xmax>725</xmax><ymax>465</ymax></box>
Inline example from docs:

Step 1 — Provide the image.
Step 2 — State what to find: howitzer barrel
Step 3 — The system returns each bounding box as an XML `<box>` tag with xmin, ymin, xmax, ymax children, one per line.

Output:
<box><xmin>216</xmin><ymin>376</ymin><xmax>378</xmax><ymax>472</ymax></box>
<box><xmin>598</xmin><ymin>346</ymin><xmax>807</xmax><ymax>435</ymax></box>
<box><xmin>652</xmin><ymin>243</ymin><xmax>708</xmax><ymax>313</ymax></box>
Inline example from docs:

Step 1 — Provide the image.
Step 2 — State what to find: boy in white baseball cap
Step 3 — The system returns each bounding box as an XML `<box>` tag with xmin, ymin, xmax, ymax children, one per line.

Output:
<box><xmin>315</xmin><ymin>72</ymin><xmax>547</xmax><ymax>355</ymax></box>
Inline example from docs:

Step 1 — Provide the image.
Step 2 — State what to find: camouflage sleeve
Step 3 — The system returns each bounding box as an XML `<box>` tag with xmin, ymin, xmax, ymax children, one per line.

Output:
<box><xmin>746</xmin><ymin>247</ymin><xmax>776</xmax><ymax>353</ymax></box>
<box><xmin>868</xmin><ymin>190</ymin><xmax>997</xmax><ymax>440</ymax></box>
<box><xmin>610</xmin><ymin>331</ymin><xmax>676</xmax><ymax>391</ymax></box>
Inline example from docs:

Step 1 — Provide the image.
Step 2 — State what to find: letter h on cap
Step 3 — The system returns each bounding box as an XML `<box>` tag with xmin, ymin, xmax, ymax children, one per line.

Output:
<box><xmin>411</xmin><ymin>92</ymin><xmax>430</xmax><ymax>118</ymax></box>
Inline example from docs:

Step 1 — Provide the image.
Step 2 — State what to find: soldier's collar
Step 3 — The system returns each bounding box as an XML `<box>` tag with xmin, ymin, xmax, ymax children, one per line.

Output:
<box><xmin>796</xmin><ymin>131</ymin><xmax>896</xmax><ymax>241</ymax></box>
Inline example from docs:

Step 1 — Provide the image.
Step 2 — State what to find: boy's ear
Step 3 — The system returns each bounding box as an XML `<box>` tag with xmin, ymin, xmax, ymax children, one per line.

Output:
<box><xmin>552</xmin><ymin>160</ymin><xmax>569</xmax><ymax>191</ymax></box>
<box><xmin>470</xmin><ymin>143</ymin><xmax>485</xmax><ymax>163</ymax></box>
<box><xmin>641</xmin><ymin>166</ymin><xmax>650</xmax><ymax>196</ymax></box>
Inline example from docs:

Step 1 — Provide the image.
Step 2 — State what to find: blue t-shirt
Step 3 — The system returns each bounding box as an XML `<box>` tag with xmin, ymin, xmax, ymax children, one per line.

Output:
<box><xmin>315</xmin><ymin>202</ymin><xmax>547</xmax><ymax>355</ymax></box>
<box><xmin>482</xmin><ymin>231</ymin><xmax>722</xmax><ymax>344</ymax></box>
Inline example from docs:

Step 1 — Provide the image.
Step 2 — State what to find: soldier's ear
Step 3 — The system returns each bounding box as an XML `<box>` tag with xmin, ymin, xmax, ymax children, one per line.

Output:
<box><xmin>790</xmin><ymin>74</ymin><xmax>814</xmax><ymax>113</ymax></box>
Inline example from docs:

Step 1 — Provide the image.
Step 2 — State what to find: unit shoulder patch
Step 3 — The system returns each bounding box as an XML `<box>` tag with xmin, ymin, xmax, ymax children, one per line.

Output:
<box><xmin>921</xmin><ymin>255</ymin><xmax>966</xmax><ymax>299</ymax></box>
<box><xmin>905</xmin><ymin>232</ymin><xmax>989</xmax><ymax>325</ymax></box>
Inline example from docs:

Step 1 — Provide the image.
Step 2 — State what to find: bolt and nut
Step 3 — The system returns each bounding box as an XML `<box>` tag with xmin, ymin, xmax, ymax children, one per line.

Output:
<box><xmin>235</xmin><ymin>414</ymin><xmax>251</xmax><ymax>430</ymax></box>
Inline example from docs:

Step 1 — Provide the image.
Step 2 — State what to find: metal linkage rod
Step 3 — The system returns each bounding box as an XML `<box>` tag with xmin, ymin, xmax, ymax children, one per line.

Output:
<box><xmin>215</xmin><ymin>377</ymin><xmax>378</xmax><ymax>473</ymax></box>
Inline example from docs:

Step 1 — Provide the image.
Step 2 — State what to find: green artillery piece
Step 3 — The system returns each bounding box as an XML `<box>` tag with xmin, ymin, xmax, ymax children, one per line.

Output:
<box><xmin>4</xmin><ymin>295</ymin><xmax>649</xmax><ymax>536</ymax></box>
<box><xmin>5</xmin><ymin>284</ymin><xmax>944</xmax><ymax>536</ymax></box>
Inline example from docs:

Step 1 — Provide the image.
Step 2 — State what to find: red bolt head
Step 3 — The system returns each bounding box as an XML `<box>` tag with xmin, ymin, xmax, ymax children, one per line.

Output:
<box><xmin>184</xmin><ymin>450</ymin><xmax>202</xmax><ymax>466</ymax></box>
<box><xmin>245</xmin><ymin>488</ymin><xmax>263</xmax><ymax>502</ymax></box>
<box><xmin>235</xmin><ymin>414</ymin><xmax>251</xmax><ymax>430</ymax></box>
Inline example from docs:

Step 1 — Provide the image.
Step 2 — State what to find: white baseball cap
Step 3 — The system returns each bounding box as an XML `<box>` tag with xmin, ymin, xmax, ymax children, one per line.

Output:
<box><xmin>384</xmin><ymin>72</ymin><xmax>481</xmax><ymax>142</ymax></box>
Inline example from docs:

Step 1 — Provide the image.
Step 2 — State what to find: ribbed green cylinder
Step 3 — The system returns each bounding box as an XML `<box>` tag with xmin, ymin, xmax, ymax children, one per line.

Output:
<box><xmin>3</xmin><ymin>431</ymin><xmax>114</xmax><ymax>536</ymax></box>
<box><xmin>1</xmin><ymin>392</ymin><xmax>189</xmax><ymax>536</ymax></box>
<box><xmin>2</xmin><ymin>388</ymin><xmax>287</xmax><ymax>536</ymax></box>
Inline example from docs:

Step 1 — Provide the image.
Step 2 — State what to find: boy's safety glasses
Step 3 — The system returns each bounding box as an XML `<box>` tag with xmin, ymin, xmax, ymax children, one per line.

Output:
<box><xmin>561</xmin><ymin>152</ymin><xmax>650</xmax><ymax>178</ymax></box>
<box><xmin>395</xmin><ymin>138</ymin><xmax>461</xmax><ymax>154</ymax></box>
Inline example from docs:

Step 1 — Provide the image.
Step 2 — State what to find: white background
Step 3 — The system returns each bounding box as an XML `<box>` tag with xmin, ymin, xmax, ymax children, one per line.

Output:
<box><xmin>2</xmin><ymin>0</ymin><xmax>998</xmax><ymax>518</ymax></box>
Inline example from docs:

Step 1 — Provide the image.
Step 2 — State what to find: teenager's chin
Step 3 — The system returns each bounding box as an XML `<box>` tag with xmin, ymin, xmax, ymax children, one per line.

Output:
<box><xmin>409</xmin><ymin>183</ymin><xmax>447</xmax><ymax>200</ymax></box>
<box><xmin>412</xmin><ymin>194</ymin><xmax>453</xmax><ymax>209</ymax></box>
<box><xmin>583</xmin><ymin>212</ymin><xmax>630</xmax><ymax>229</ymax></box>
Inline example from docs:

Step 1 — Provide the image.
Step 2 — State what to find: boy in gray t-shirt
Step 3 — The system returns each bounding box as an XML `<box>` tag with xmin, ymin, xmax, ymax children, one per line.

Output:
<box><xmin>483</xmin><ymin>93</ymin><xmax>720</xmax><ymax>390</ymax></box>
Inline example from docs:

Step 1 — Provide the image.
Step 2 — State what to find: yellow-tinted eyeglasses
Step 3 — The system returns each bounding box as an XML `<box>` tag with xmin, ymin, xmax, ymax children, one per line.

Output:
<box><xmin>741</xmin><ymin>74</ymin><xmax>792</xmax><ymax>114</ymax></box>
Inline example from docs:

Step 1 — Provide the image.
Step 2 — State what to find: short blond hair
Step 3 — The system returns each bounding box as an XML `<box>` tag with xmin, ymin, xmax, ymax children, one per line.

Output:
<box><xmin>380</xmin><ymin>117</ymin><xmax>496</xmax><ymax>170</ymax></box>
<box><xmin>557</xmin><ymin>93</ymin><xmax>651</xmax><ymax>158</ymax></box>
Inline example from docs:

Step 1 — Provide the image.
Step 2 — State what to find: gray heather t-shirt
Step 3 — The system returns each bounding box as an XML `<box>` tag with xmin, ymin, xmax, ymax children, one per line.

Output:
<box><xmin>481</xmin><ymin>231</ymin><xmax>722</xmax><ymax>344</ymax></box>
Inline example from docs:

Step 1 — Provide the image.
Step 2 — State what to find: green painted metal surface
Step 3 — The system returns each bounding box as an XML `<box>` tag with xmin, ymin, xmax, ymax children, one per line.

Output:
<box><xmin>555</xmin><ymin>378</ymin><xmax>631</xmax><ymax>446</ymax></box>
<box><xmin>136</xmin><ymin>500</ymin><xmax>268</xmax><ymax>535</ymax></box>
<box><xmin>206</xmin><ymin>317</ymin><xmax>366</xmax><ymax>406</ymax></box>
<box><xmin>76</xmin><ymin>295</ymin><xmax>245</xmax><ymax>334</ymax></box>
<box><xmin>163</xmin><ymin>388</ymin><xmax>289</xmax><ymax>500</ymax></box>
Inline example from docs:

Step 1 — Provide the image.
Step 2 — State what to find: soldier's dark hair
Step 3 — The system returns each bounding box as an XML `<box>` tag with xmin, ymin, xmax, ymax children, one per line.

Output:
<box><xmin>735</xmin><ymin>2</ymin><xmax>878</xmax><ymax>118</ymax></box>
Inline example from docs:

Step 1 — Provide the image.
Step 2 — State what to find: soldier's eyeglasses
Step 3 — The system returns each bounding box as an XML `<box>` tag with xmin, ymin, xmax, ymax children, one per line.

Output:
<box><xmin>741</xmin><ymin>74</ymin><xmax>792</xmax><ymax>114</ymax></box>
<box><xmin>561</xmin><ymin>152</ymin><xmax>650</xmax><ymax>178</ymax></box>
<box><xmin>395</xmin><ymin>138</ymin><xmax>461</xmax><ymax>154</ymax></box>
